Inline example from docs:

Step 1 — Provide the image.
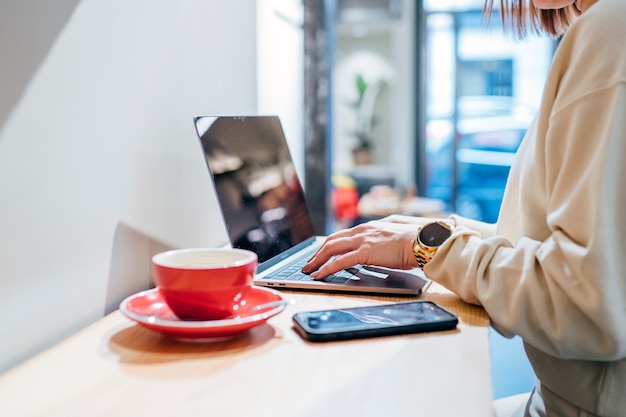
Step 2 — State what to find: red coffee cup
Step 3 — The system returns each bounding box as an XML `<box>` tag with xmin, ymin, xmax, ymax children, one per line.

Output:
<box><xmin>152</xmin><ymin>248</ymin><xmax>257</xmax><ymax>321</ymax></box>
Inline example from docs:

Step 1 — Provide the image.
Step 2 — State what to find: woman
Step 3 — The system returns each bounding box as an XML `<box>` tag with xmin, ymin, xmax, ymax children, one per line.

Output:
<box><xmin>303</xmin><ymin>0</ymin><xmax>626</xmax><ymax>416</ymax></box>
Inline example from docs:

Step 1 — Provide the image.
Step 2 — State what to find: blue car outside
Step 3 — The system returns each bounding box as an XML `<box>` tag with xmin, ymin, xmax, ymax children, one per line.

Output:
<box><xmin>425</xmin><ymin>96</ymin><xmax>534</xmax><ymax>223</ymax></box>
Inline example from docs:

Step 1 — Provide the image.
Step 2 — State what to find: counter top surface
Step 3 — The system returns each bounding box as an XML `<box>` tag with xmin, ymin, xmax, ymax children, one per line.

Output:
<box><xmin>0</xmin><ymin>284</ymin><xmax>493</xmax><ymax>417</ymax></box>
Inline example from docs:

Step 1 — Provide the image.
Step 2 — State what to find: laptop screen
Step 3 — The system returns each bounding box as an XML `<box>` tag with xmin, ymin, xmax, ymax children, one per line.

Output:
<box><xmin>195</xmin><ymin>116</ymin><xmax>316</xmax><ymax>264</ymax></box>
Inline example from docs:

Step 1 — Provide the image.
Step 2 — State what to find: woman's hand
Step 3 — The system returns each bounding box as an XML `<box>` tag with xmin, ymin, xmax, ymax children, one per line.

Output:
<box><xmin>301</xmin><ymin>220</ymin><xmax>420</xmax><ymax>279</ymax></box>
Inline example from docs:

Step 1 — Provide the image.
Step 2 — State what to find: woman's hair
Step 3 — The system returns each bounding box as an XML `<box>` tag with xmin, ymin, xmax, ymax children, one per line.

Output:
<box><xmin>484</xmin><ymin>0</ymin><xmax>581</xmax><ymax>38</ymax></box>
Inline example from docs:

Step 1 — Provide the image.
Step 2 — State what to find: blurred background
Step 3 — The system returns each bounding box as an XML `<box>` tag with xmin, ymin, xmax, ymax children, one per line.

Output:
<box><xmin>320</xmin><ymin>0</ymin><xmax>552</xmax><ymax>229</ymax></box>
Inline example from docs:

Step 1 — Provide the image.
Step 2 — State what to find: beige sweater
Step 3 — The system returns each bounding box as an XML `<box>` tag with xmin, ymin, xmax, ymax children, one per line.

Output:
<box><xmin>425</xmin><ymin>0</ymin><xmax>626</xmax><ymax>415</ymax></box>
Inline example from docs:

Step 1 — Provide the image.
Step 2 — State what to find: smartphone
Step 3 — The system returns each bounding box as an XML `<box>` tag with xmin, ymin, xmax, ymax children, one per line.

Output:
<box><xmin>292</xmin><ymin>301</ymin><xmax>458</xmax><ymax>342</ymax></box>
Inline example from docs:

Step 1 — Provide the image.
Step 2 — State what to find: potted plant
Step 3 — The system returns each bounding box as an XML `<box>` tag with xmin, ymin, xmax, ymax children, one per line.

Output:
<box><xmin>349</xmin><ymin>73</ymin><xmax>387</xmax><ymax>165</ymax></box>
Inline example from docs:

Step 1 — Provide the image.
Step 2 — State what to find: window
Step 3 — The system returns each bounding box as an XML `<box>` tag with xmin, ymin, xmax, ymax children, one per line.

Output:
<box><xmin>422</xmin><ymin>5</ymin><xmax>554</xmax><ymax>222</ymax></box>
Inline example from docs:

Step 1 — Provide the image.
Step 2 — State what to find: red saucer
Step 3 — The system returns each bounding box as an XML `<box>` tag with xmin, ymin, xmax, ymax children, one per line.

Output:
<box><xmin>119</xmin><ymin>286</ymin><xmax>286</xmax><ymax>339</ymax></box>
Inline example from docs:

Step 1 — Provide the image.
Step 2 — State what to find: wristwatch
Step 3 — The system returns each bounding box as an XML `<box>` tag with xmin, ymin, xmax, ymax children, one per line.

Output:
<box><xmin>413</xmin><ymin>221</ymin><xmax>454</xmax><ymax>268</ymax></box>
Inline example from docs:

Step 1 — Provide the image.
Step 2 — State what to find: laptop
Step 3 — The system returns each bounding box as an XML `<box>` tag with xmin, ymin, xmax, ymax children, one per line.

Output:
<box><xmin>194</xmin><ymin>115</ymin><xmax>429</xmax><ymax>295</ymax></box>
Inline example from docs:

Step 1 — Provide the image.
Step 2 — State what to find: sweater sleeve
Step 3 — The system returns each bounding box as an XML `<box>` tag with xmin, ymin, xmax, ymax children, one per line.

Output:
<box><xmin>425</xmin><ymin>81</ymin><xmax>626</xmax><ymax>361</ymax></box>
<box><xmin>448</xmin><ymin>214</ymin><xmax>496</xmax><ymax>239</ymax></box>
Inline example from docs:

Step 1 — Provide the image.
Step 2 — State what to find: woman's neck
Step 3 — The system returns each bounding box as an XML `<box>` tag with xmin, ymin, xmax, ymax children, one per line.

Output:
<box><xmin>576</xmin><ymin>0</ymin><xmax>598</xmax><ymax>12</ymax></box>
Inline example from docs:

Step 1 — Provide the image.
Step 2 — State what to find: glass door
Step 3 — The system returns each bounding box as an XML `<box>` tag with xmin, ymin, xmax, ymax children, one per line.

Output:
<box><xmin>423</xmin><ymin>1</ymin><xmax>554</xmax><ymax>222</ymax></box>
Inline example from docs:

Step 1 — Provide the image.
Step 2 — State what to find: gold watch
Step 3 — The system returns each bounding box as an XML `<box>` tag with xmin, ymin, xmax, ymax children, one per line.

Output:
<box><xmin>413</xmin><ymin>221</ymin><xmax>454</xmax><ymax>268</ymax></box>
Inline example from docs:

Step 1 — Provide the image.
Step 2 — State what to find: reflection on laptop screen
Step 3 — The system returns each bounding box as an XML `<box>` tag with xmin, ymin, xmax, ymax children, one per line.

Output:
<box><xmin>195</xmin><ymin>116</ymin><xmax>315</xmax><ymax>263</ymax></box>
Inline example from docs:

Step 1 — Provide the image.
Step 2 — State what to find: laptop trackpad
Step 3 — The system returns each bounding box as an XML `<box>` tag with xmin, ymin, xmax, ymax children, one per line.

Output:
<box><xmin>343</xmin><ymin>266</ymin><xmax>424</xmax><ymax>289</ymax></box>
<box><xmin>346</xmin><ymin>266</ymin><xmax>388</xmax><ymax>280</ymax></box>
<box><xmin>359</xmin><ymin>267</ymin><xmax>390</xmax><ymax>279</ymax></box>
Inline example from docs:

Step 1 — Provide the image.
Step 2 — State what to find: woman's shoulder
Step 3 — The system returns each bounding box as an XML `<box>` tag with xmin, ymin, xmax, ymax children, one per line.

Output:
<box><xmin>569</xmin><ymin>0</ymin><xmax>626</xmax><ymax>45</ymax></box>
<box><xmin>551</xmin><ymin>0</ymin><xmax>626</xmax><ymax>101</ymax></box>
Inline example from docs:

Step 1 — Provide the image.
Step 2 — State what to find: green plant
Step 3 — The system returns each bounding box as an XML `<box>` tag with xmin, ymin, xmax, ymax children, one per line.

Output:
<box><xmin>349</xmin><ymin>74</ymin><xmax>387</xmax><ymax>151</ymax></box>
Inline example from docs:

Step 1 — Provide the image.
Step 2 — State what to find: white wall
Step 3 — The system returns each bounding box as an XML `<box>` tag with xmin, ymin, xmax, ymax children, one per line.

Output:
<box><xmin>0</xmin><ymin>0</ymin><xmax>80</xmax><ymax>128</ymax></box>
<box><xmin>257</xmin><ymin>0</ymin><xmax>305</xmax><ymax>182</ymax></box>
<box><xmin>0</xmin><ymin>0</ymin><xmax>257</xmax><ymax>373</ymax></box>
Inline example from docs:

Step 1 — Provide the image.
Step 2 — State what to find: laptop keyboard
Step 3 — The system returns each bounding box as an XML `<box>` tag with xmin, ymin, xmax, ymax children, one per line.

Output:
<box><xmin>270</xmin><ymin>257</ymin><xmax>356</xmax><ymax>284</ymax></box>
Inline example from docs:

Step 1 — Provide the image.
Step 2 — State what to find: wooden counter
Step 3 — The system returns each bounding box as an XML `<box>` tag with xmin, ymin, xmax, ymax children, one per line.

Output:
<box><xmin>0</xmin><ymin>284</ymin><xmax>493</xmax><ymax>417</ymax></box>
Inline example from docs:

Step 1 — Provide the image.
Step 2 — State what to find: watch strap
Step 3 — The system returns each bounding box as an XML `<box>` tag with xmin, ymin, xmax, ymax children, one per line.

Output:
<box><xmin>413</xmin><ymin>243</ymin><xmax>432</xmax><ymax>269</ymax></box>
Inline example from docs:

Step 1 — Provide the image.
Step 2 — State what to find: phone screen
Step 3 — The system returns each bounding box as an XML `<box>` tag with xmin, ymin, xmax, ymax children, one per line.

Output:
<box><xmin>292</xmin><ymin>301</ymin><xmax>458</xmax><ymax>342</ymax></box>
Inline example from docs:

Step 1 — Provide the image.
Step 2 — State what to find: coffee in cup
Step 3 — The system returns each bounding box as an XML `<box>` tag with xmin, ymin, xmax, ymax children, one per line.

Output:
<box><xmin>152</xmin><ymin>248</ymin><xmax>257</xmax><ymax>321</ymax></box>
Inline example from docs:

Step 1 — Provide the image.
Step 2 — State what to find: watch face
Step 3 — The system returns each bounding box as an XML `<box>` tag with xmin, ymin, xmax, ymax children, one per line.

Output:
<box><xmin>419</xmin><ymin>222</ymin><xmax>452</xmax><ymax>247</ymax></box>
